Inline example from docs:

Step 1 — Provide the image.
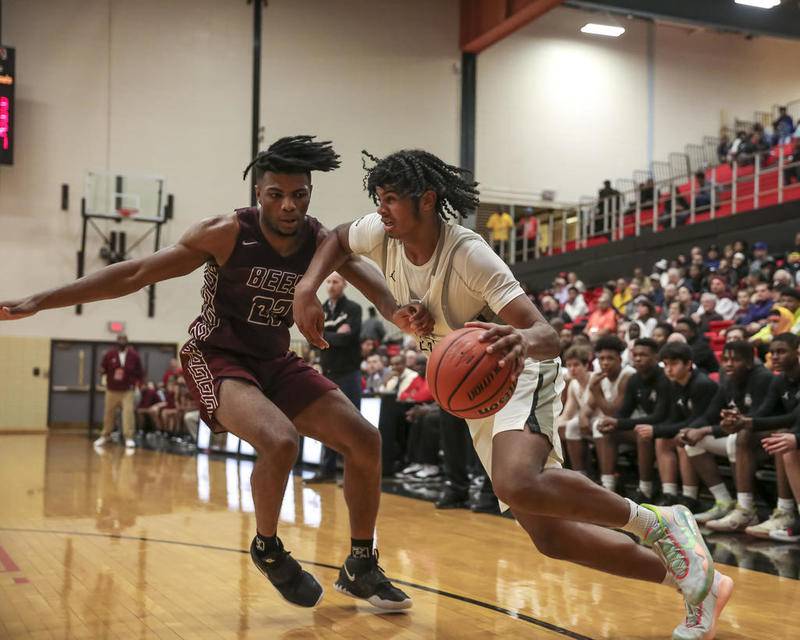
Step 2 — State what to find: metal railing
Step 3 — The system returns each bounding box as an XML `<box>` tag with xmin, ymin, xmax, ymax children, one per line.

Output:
<box><xmin>489</xmin><ymin>146</ymin><xmax>799</xmax><ymax>264</ymax></box>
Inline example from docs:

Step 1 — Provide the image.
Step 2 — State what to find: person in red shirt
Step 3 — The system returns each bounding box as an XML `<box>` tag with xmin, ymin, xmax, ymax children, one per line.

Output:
<box><xmin>162</xmin><ymin>358</ymin><xmax>183</xmax><ymax>386</ymax></box>
<box><xmin>95</xmin><ymin>334</ymin><xmax>144</xmax><ymax>449</ymax></box>
<box><xmin>584</xmin><ymin>293</ymin><xmax>618</xmax><ymax>339</ymax></box>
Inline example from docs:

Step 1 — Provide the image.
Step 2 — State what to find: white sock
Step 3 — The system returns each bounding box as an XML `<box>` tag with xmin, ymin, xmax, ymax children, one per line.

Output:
<box><xmin>639</xmin><ymin>480</ymin><xmax>654</xmax><ymax>499</ymax></box>
<box><xmin>621</xmin><ymin>498</ymin><xmax>659</xmax><ymax>539</ymax></box>
<box><xmin>737</xmin><ymin>492</ymin><xmax>754</xmax><ymax>510</ymax></box>
<box><xmin>662</xmin><ymin>482</ymin><xmax>679</xmax><ymax>496</ymax></box>
<box><xmin>777</xmin><ymin>498</ymin><xmax>795</xmax><ymax>513</ymax></box>
<box><xmin>682</xmin><ymin>485</ymin><xmax>699</xmax><ymax>500</ymax></box>
<box><xmin>601</xmin><ymin>474</ymin><xmax>616</xmax><ymax>491</ymax></box>
<box><xmin>709</xmin><ymin>483</ymin><xmax>732</xmax><ymax>503</ymax></box>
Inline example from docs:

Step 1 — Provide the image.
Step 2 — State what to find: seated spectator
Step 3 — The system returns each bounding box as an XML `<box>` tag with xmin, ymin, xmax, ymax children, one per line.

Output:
<box><xmin>540</xmin><ymin>295</ymin><xmax>570</xmax><ymax>324</ymax></box>
<box><xmin>708</xmin><ymin>275</ymin><xmax>737</xmax><ymax>319</ymax></box>
<box><xmin>750</xmin><ymin>306</ymin><xmax>795</xmax><ymax>344</ymax></box>
<box><xmin>558</xmin><ymin>345</ymin><xmax>594</xmax><ymax>475</ymax></box>
<box><xmin>677</xmin><ymin>285</ymin><xmax>699</xmax><ymax>314</ymax></box>
<box><xmin>379</xmin><ymin>355</ymin><xmax>418</xmax><ymax>395</ymax></box>
<box><xmin>750</xmin><ymin>241</ymin><xmax>772</xmax><ymax>273</ymax></box>
<box><xmin>687</xmin><ymin>264</ymin><xmax>706</xmax><ymax>294</ymax></box>
<box><xmin>363</xmin><ymin>353</ymin><xmax>388</xmax><ymax>393</ymax></box>
<box><xmin>651</xmin><ymin>322</ymin><xmax>674</xmax><ymax>348</ymax></box>
<box><xmin>552</xmin><ymin>276</ymin><xmax>570</xmax><ymax>306</ymax></box>
<box><xmin>564</xmin><ymin>286</ymin><xmax>589</xmax><ymax>321</ymax></box>
<box><xmin>566</xmin><ymin>271</ymin><xmax>585</xmax><ymax>292</ymax></box>
<box><xmin>727</xmin><ymin>130</ymin><xmax>747</xmax><ymax>162</ymax></box>
<box><xmin>611</xmin><ymin>278</ymin><xmax>632</xmax><ymax>314</ymax></box>
<box><xmin>633</xmin><ymin>296</ymin><xmax>658</xmax><ymax>338</ymax></box>
<box><xmin>584</xmin><ymin>335</ymin><xmax>635</xmax><ymax>493</ymax></box>
<box><xmin>596</xmin><ymin>338</ymin><xmax>671</xmax><ymax>501</ymax></box>
<box><xmin>704</xmin><ymin>245</ymin><xmax>721</xmax><ymax>271</ymax></box>
<box><xmin>653</xmin><ymin>342</ymin><xmax>716</xmax><ymax>511</ymax></box>
<box><xmin>691</xmin><ymin>293</ymin><xmax>724</xmax><ymax>334</ymax></box>
<box><xmin>662</xmin><ymin>282</ymin><xmax>678</xmax><ymax>310</ymax></box>
<box><xmin>731</xmin><ymin>251</ymin><xmax>749</xmax><ymax>283</ymax></box>
<box><xmin>162</xmin><ymin>358</ymin><xmax>183</xmax><ymax>386</ymax></box>
<box><xmin>135</xmin><ymin>381</ymin><xmax>161</xmax><ymax>432</ymax></box>
<box><xmin>679</xmin><ymin>341</ymin><xmax>772</xmax><ymax>529</ymax></box>
<box><xmin>647</xmin><ymin>274</ymin><xmax>665</xmax><ymax>308</ymax></box>
<box><xmin>773</xmin><ymin>269</ymin><xmax>794</xmax><ymax>289</ymax></box>
<box><xmin>741</xmin><ymin>282</ymin><xmax>775</xmax><ymax>332</ymax></box>
<box><xmin>585</xmin><ymin>293</ymin><xmax>618</xmax><ymax>338</ymax></box>
<box><xmin>777</xmin><ymin>286</ymin><xmax>800</xmax><ymax>331</ymax></box>
<box><xmin>720</xmin><ymin>325</ymin><xmax>745</xmax><ymax>343</ymax></box>
<box><xmin>665</xmin><ymin>301</ymin><xmax>686</xmax><ymax>327</ymax></box>
<box><xmin>675</xmin><ymin>316</ymin><xmax>719</xmax><ymax>374</ymax></box>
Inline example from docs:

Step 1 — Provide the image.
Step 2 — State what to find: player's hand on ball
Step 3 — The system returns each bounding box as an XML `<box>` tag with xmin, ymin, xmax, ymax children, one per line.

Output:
<box><xmin>0</xmin><ymin>297</ymin><xmax>38</xmax><ymax>321</ymax></box>
<box><xmin>292</xmin><ymin>292</ymin><xmax>329</xmax><ymax>349</ymax></box>
<box><xmin>393</xmin><ymin>303</ymin><xmax>434</xmax><ymax>336</ymax></box>
<box><xmin>464</xmin><ymin>321</ymin><xmax>528</xmax><ymax>381</ymax></box>
<box><xmin>763</xmin><ymin>433</ymin><xmax>798</xmax><ymax>455</ymax></box>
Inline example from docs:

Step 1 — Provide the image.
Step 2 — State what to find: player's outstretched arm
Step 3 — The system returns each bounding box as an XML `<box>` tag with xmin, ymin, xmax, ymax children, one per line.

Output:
<box><xmin>0</xmin><ymin>216</ymin><xmax>236</xmax><ymax>321</ymax></box>
<box><xmin>294</xmin><ymin>223</ymin><xmax>356</xmax><ymax>348</ymax></box>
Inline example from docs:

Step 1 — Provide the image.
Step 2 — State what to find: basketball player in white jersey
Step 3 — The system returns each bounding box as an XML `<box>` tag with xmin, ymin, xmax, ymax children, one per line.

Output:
<box><xmin>294</xmin><ymin>149</ymin><xmax>732</xmax><ymax>639</ymax></box>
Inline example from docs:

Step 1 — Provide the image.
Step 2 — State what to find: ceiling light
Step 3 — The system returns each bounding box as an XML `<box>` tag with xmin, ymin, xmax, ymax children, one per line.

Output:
<box><xmin>580</xmin><ymin>23</ymin><xmax>626</xmax><ymax>37</ymax></box>
<box><xmin>734</xmin><ymin>0</ymin><xmax>781</xmax><ymax>8</ymax></box>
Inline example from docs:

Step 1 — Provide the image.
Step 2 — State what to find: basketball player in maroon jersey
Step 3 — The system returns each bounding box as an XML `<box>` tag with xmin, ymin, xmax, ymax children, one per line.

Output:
<box><xmin>0</xmin><ymin>136</ymin><xmax>425</xmax><ymax>610</ymax></box>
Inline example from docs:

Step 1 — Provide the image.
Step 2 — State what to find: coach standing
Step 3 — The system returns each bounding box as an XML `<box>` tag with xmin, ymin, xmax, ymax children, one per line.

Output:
<box><xmin>305</xmin><ymin>273</ymin><xmax>363</xmax><ymax>483</ymax></box>
<box><xmin>94</xmin><ymin>334</ymin><xmax>144</xmax><ymax>450</ymax></box>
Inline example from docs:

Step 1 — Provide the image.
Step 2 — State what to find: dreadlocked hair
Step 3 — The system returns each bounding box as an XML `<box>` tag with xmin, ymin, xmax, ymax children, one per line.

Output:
<box><xmin>361</xmin><ymin>149</ymin><xmax>479</xmax><ymax>220</ymax></box>
<box><xmin>243</xmin><ymin>135</ymin><xmax>341</xmax><ymax>181</ymax></box>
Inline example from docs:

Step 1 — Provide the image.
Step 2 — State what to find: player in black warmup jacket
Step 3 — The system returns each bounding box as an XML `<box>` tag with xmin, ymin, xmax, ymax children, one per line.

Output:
<box><xmin>719</xmin><ymin>333</ymin><xmax>800</xmax><ymax>538</ymax></box>
<box><xmin>679</xmin><ymin>341</ymin><xmax>773</xmax><ymax>530</ymax></box>
<box><xmin>654</xmin><ymin>342</ymin><xmax>719</xmax><ymax>512</ymax></box>
<box><xmin>596</xmin><ymin>339</ymin><xmax>672</xmax><ymax>502</ymax></box>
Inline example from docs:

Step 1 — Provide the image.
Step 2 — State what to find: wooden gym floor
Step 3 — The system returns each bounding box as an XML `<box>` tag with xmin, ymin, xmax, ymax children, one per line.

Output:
<box><xmin>1</xmin><ymin>433</ymin><xmax>798</xmax><ymax>639</ymax></box>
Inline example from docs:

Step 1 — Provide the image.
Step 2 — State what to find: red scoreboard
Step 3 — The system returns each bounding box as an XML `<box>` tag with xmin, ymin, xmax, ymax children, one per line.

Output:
<box><xmin>0</xmin><ymin>46</ymin><xmax>14</xmax><ymax>165</ymax></box>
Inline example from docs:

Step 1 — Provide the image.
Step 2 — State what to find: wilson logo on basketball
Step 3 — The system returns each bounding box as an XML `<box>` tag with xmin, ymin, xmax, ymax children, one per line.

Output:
<box><xmin>467</xmin><ymin>367</ymin><xmax>498</xmax><ymax>401</ymax></box>
<box><xmin>426</xmin><ymin>327</ymin><xmax>518</xmax><ymax>420</ymax></box>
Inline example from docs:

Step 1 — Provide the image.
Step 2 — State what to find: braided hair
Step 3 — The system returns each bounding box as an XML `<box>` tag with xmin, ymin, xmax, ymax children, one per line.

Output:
<box><xmin>361</xmin><ymin>149</ymin><xmax>479</xmax><ymax>220</ymax></box>
<box><xmin>243</xmin><ymin>135</ymin><xmax>341</xmax><ymax>181</ymax></box>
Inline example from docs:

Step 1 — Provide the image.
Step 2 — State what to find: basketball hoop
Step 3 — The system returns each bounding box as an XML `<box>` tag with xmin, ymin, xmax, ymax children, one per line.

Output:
<box><xmin>116</xmin><ymin>207</ymin><xmax>139</xmax><ymax>219</ymax></box>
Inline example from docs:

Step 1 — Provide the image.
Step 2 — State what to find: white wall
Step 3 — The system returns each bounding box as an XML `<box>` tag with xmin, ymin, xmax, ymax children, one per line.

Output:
<box><xmin>476</xmin><ymin>5</ymin><xmax>800</xmax><ymax>202</ymax></box>
<box><xmin>0</xmin><ymin>0</ymin><xmax>460</xmax><ymax>345</ymax></box>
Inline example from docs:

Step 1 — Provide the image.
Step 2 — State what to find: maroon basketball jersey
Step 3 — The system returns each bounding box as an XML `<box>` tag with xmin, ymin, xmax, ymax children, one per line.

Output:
<box><xmin>188</xmin><ymin>207</ymin><xmax>321</xmax><ymax>359</ymax></box>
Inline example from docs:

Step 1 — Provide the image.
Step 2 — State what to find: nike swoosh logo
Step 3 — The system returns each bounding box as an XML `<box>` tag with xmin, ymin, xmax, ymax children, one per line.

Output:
<box><xmin>242</xmin><ymin>240</ymin><xmax>258</xmax><ymax>246</ymax></box>
<box><xmin>344</xmin><ymin>565</ymin><xmax>356</xmax><ymax>582</ymax></box>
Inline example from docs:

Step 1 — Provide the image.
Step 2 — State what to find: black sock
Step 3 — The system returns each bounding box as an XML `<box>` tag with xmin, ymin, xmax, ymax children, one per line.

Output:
<box><xmin>351</xmin><ymin>538</ymin><xmax>374</xmax><ymax>559</ymax></box>
<box><xmin>255</xmin><ymin>532</ymin><xmax>281</xmax><ymax>555</ymax></box>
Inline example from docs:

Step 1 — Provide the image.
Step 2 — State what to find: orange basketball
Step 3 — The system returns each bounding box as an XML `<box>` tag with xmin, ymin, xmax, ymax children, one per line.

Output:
<box><xmin>426</xmin><ymin>327</ymin><xmax>517</xmax><ymax>420</ymax></box>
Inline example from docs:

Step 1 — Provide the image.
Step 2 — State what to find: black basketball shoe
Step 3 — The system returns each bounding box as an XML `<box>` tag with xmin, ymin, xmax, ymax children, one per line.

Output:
<box><xmin>334</xmin><ymin>550</ymin><xmax>413</xmax><ymax>610</ymax></box>
<box><xmin>250</xmin><ymin>536</ymin><xmax>323</xmax><ymax>607</ymax></box>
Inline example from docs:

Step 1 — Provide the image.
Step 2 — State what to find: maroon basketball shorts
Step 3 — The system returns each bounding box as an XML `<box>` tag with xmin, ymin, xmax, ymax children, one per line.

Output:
<box><xmin>179</xmin><ymin>338</ymin><xmax>337</xmax><ymax>433</ymax></box>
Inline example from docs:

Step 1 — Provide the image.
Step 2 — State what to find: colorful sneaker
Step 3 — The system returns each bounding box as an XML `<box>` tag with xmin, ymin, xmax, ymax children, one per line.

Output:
<box><xmin>334</xmin><ymin>550</ymin><xmax>412</xmax><ymax>610</ymax></box>
<box><xmin>672</xmin><ymin>570</ymin><xmax>734</xmax><ymax>640</ymax></box>
<box><xmin>744</xmin><ymin>508</ymin><xmax>796</xmax><ymax>539</ymax></box>
<box><xmin>705</xmin><ymin>505</ymin><xmax>758</xmax><ymax>533</ymax></box>
<box><xmin>643</xmin><ymin>504</ymin><xmax>715</xmax><ymax>606</ymax></box>
<box><xmin>694</xmin><ymin>500</ymin><xmax>735</xmax><ymax>525</ymax></box>
<box><xmin>769</xmin><ymin>517</ymin><xmax>800</xmax><ymax>543</ymax></box>
<box><xmin>250</xmin><ymin>536</ymin><xmax>323</xmax><ymax>607</ymax></box>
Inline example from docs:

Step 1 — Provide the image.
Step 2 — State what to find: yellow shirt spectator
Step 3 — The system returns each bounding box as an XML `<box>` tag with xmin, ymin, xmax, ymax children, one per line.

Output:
<box><xmin>486</xmin><ymin>211</ymin><xmax>514</xmax><ymax>242</ymax></box>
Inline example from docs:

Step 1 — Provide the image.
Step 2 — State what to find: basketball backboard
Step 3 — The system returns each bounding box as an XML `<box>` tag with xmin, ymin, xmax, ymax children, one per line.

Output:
<box><xmin>84</xmin><ymin>170</ymin><xmax>166</xmax><ymax>222</ymax></box>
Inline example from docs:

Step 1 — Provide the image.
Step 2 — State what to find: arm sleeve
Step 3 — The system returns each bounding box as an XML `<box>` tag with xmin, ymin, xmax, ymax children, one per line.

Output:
<box><xmin>614</xmin><ymin>378</ymin><xmax>639</xmax><ymax>430</ymax></box>
<box><xmin>453</xmin><ymin>240</ymin><xmax>526</xmax><ymax>316</ymax></box>
<box><xmin>348</xmin><ymin>213</ymin><xmax>386</xmax><ymax>266</ymax></box>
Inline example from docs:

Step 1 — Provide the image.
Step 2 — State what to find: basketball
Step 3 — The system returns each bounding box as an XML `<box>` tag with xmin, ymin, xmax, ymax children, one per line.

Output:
<box><xmin>426</xmin><ymin>327</ymin><xmax>517</xmax><ymax>419</ymax></box>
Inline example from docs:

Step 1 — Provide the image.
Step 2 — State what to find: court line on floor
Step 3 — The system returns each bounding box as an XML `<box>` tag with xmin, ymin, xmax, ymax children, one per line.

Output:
<box><xmin>0</xmin><ymin>526</ymin><xmax>594</xmax><ymax>640</ymax></box>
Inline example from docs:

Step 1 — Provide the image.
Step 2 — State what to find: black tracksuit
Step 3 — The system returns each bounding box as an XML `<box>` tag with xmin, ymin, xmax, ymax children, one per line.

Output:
<box><xmin>615</xmin><ymin>367</ymin><xmax>672</xmax><ymax>431</ymax></box>
<box><xmin>653</xmin><ymin>370</ymin><xmax>719</xmax><ymax>439</ymax></box>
